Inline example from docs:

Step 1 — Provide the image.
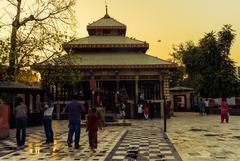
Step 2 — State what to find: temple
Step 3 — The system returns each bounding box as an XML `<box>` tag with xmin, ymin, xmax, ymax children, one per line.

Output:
<box><xmin>33</xmin><ymin>9</ymin><xmax>177</xmax><ymax>119</ymax></box>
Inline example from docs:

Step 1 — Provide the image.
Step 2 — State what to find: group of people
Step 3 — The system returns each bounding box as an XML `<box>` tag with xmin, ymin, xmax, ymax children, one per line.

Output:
<box><xmin>197</xmin><ymin>98</ymin><xmax>213</xmax><ymax>116</ymax></box>
<box><xmin>197</xmin><ymin>97</ymin><xmax>229</xmax><ymax>123</ymax></box>
<box><xmin>14</xmin><ymin>94</ymin><xmax>102</xmax><ymax>152</ymax></box>
<box><xmin>13</xmin><ymin>94</ymin><xmax>231</xmax><ymax>150</ymax></box>
<box><xmin>137</xmin><ymin>102</ymin><xmax>150</xmax><ymax>120</ymax></box>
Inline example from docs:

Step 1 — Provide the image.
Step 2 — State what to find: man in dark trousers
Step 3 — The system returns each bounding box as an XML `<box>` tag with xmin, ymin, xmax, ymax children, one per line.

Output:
<box><xmin>66</xmin><ymin>94</ymin><xmax>84</xmax><ymax>149</ymax></box>
<box><xmin>15</xmin><ymin>97</ymin><xmax>28</xmax><ymax>148</ymax></box>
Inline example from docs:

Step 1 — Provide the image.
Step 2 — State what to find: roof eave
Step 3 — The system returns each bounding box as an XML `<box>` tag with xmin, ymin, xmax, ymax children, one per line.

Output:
<box><xmin>32</xmin><ymin>64</ymin><xmax>177</xmax><ymax>71</ymax></box>
<box><xmin>63</xmin><ymin>43</ymin><xmax>149</xmax><ymax>50</ymax></box>
<box><xmin>87</xmin><ymin>26</ymin><xmax>126</xmax><ymax>30</ymax></box>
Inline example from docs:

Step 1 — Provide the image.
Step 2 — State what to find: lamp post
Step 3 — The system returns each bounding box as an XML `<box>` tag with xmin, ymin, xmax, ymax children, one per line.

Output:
<box><xmin>158</xmin><ymin>40</ymin><xmax>167</xmax><ymax>132</ymax></box>
<box><xmin>161</xmin><ymin>75</ymin><xmax>167</xmax><ymax>133</ymax></box>
<box><xmin>163</xmin><ymin>95</ymin><xmax>167</xmax><ymax>132</ymax></box>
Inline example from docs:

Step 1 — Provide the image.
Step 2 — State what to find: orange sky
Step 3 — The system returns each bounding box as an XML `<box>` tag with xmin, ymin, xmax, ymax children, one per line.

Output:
<box><xmin>75</xmin><ymin>0</ymin><xmax>240</xmax><ymax>66</ymax></box>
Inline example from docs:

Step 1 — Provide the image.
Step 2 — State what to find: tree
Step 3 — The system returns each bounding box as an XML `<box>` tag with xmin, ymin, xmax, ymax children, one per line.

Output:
<box><xmin>171</xmin><ymin>25</ymin><xmax>240</xmax><ymax>98</ymax></box>
<box><xmin>0</xmin><ymin>0</ymin><xmax>76</xmax><ymax>81</ymax></box>
<box><xmin>170</xmin><ymin>41</ymin><xmax>201</xmax><ymax>88</ymax></box>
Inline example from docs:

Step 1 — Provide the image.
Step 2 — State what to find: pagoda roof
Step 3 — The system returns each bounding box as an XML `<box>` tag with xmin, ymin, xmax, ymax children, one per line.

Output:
<box><xmin>63</xmin><ymin>36</ymin><xmax>149</xmax><ymax>50</ymax></box>
<box><xmin>87</xmin><ymin>16</ymin><xmax>126</xmax><ymax>29</ymax></box>
<box><xmin>34</xmin><ymin>52</ymin><xmax>177</xmax><ymax>70</ymax></box>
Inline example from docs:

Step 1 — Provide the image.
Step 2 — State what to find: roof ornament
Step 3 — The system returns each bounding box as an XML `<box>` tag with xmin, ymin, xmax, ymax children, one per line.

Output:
<box><xmin>104</xmin><ymin>0</ymin><xmax>110</xmax><ymax>18</ymax></box>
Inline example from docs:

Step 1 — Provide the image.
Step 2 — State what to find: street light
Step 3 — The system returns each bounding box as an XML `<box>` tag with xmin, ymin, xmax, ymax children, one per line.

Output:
<box><xmin>163</xmin><ymin>95</ymin><xmax>167</xmax><ymax>132</ymax></box>
<box><xmin>161</xmin><ymin>79</ymin><xmax>167</xmax><ymax>133</ymax></box>
<box><xmin>161</xmin><ymin>76</ymin><xmax>167</xmax><ymax>133</ymax></box>
<box><xmin>158</xmin><ymin>40</ymin><xmax>167</xmax><ymax>132</ymax></box>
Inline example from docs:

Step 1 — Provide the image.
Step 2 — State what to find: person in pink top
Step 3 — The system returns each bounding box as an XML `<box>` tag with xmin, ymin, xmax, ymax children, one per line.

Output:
<box><xmin>220</xmin><ymin>98</ymin><xmax>229</xmax><ymax>123</ymax></box>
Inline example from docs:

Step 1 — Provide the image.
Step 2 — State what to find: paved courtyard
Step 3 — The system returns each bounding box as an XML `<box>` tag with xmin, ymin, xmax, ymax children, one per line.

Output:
<box><xmin>0</xmin><ymin>112</ymin><xmax>240</xmax><ymax>161</ymax></box>
<box><xmin>167</xmin><ymin>112</ymin><xmax>240</xmax><ymax>161</ymax></box>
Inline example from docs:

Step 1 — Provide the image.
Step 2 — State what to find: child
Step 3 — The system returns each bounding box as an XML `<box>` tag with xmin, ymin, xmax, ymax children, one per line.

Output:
<box><xmin>220</xmin><ymin>98</ymin><xmax>229</xmax><ymax>123</ymax></box>
<box><xmin>86</xmin><ymin>108</ymin><xmax>101</xmax><ymax>152</ymax></box>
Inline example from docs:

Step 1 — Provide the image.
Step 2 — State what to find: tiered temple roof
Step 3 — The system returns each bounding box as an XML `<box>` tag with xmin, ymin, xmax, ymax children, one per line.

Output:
<box><xmin>34</xmin><ymin>10</ymin><xmax>177</xmax><ymax>70</ymax></box>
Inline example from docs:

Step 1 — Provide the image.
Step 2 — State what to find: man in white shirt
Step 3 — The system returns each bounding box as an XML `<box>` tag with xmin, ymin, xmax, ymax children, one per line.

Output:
<box><xmin>204</xmin><ymin>98</ymin><xmax>210</xmax><ymax>115</ymax></box>
<box><xmin>43</xmin><ymin>99</ymin><xmax>54</xmax><ymax>144</ymax></box>
<box><xmin>137</xmin><ymin>103</ymin><xmax>143</xmax><ymax>119</ymax></box>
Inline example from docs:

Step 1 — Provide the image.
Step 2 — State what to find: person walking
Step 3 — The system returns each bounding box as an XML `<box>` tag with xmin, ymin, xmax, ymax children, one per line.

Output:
<box><xmin>204</xmin><ymin>98</ymin><xmax>210</xmax><ymax>115</ymax></box>
<box><xmin>197</xmin><ymin>98</ymin><xmax>205</xmax><ymax>116</ymax></box>
<box><xmin>15</xmin><ymin>97</ymin><xmax>28</xmax><ymax>148</ymax></box>
<box><xmin>86</xmin><ymin>108</ymin><xmax>102</xmax><ymax>153</ymax></box>
<box><xmin>143</xmin><ymin>102</ymin><xmax>149</xmax><ymax>120</ymax></box>
<box><xmin>220</xmin><ymin>98</ymin><xmax>229</xmax><ymax>123</ymax></box>
<box><xmin>66</xmin><ymin>95</ymin><xmax>84</xmax><ymax>149</ymax></box>
<box><xmin>137</xmin><ymin>102</ymin><xmax>143</xmax><ymax>119</ymax></box>
<box><xmin>43</xmin><ymin>97</ymin><xmax>54</xmax><ymax>144</ymax></box>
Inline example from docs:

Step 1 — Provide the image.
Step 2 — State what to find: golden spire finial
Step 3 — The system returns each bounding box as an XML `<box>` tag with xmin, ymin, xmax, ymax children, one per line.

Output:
<box><xmin>106</xmin><ymin>5</ymin><xmax>108</xmax><ymax>15</ymax></box>
<box><xmin>104</xmin><ymin>0</ymin><xmax>110</xmax><ymax>18</ymax></box>
<box><xmin>105</xmin><ymin>0</ymin><xmax>108</xmax><ymax>15</ymax></box>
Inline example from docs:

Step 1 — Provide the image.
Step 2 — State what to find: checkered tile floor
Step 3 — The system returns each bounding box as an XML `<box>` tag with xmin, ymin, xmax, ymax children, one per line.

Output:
<box><xmin>0</xmin><ymin>120</ymin><xmax>182</xmax><ymax>161</ymax></box>
<box><xmin>0</xmin><ymin>121</ymin><xmax>126</xmax><ymax>161</ymax></box>
<box><xmin>0</xmin><ymin>130</ymin><xmax>49</xmax><ymax>158</ymax></box>
<box><xmin>106</xmin><ymin>120</ymin><xmax>182</xmax><ymax>161</ymax></box>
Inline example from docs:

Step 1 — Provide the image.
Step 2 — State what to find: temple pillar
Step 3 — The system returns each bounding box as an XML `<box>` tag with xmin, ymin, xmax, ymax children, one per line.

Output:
<box><xmin>159</xmin><ymin>75</ymin><xmax>164</xmax><ymax>118</ymax></box>
<box><xmin>90</xmin><ymin>73</ymin><xmax>95</xmax><ymax>109</ymax></box>
<box><xmin>32</xmin><ymin>93</ymin><xmax>36</xmax><ymax>113</ymax></box>
<box><xmin>134</xmin><ymin>75</ymin><xmax>139</xmax><ymax>119</ymax></box>
<box><xmin>25</xmin><ymin>93</ymin><xmax>30</xmax><ymax>114</ymax></box>
<box><xmin>163</xmin><ymin>75</ymin><xmax>170</xmax><ymax>101</ymax></box>
<box><xmin>115</xmin><ymin>71</ymin><xmax>119</xmax><ymax>107</ymax></box>
<box><xmin>135</xmin><ymin>75</ymin><xmax>139</xmax><ymax>104</ymax></box>
<box><xmin>115</xmin><ymin>71</ymin><xmax>119</xmax><ymax>92</ymax></box>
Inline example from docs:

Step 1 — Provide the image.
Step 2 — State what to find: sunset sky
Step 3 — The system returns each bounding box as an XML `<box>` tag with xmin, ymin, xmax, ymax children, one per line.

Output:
<box><xmin>75</xmin><ymin>0</ymin><xmax>240</xmax><ymax>65</ymax></box>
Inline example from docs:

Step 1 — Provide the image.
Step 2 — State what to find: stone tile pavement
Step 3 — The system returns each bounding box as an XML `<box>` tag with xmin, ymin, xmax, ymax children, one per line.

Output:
<box><xmin>0</xmin><ymin>119</ymin><xmax>181</xmax><ymax>161</ymax></box>
<box><xmin>0</xmin><ymin>120</ymin><xmax>126</xmax><ymax>161</ymax></box>
<box><xmin>166</xmin><ymin>112</ymin><xmax>240</xmax><ymax>161</ymax></box>
<box><xmin>1</xmin><ymin>112</ymin><xmax>240</xmax><ymax>161</ymax></box>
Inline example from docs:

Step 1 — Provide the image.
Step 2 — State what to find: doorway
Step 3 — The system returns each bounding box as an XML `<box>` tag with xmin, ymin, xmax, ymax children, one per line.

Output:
<box><xmin>173</xmin><ymin>95</ymin><xmax>187</xmax><ymax>111</ymax></box>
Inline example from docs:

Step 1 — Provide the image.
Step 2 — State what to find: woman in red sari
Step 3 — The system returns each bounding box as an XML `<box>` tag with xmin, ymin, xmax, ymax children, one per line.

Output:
<box><xmin>86</xmin><ymin>108</ymin><xmax>101</xmax><ymax>152</ymax></box>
